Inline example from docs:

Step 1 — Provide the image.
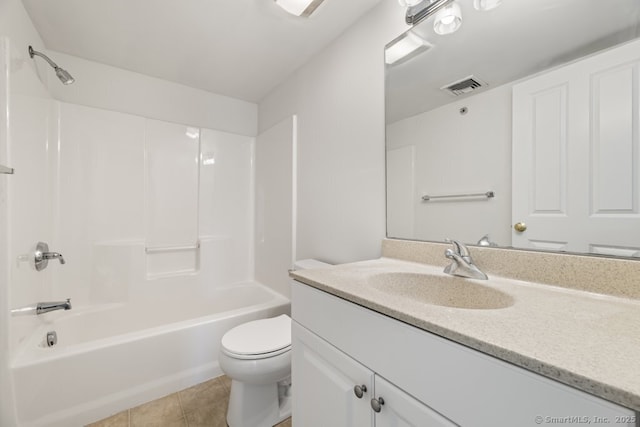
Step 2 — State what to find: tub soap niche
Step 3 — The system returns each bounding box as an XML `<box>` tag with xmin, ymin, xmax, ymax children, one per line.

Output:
<box><xmin>145</xmin><ymin>242</ymin><xmax>200</xmax><ymax>278</ymax></box>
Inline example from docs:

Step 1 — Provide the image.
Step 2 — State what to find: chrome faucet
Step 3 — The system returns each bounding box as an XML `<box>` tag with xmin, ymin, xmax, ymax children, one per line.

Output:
<box><xmin>34</xmin><ymin>242</ymin><xmax>66</xmax><ymax>271</ymax></box>
<box><xmin>444</xmin><ymin>240</ymin><xmax>488</xmax><ymax>280</ymax></box>
<box><xmin>36</xmin><ymin>299</ymin><xmax>72</xmax><ymax>314</ymax></box>
<box><xmin>11</xmin><ymin>298</ymin><xmax>72</xmax><ymax>316</ymax></box>
<box><xmin>477</xmin><ymin>234</ymin><xmax>498</xmax><ymax>247</ymax></box>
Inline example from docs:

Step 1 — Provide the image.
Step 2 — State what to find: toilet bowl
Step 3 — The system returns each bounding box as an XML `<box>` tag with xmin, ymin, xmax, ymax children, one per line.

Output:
<box><xmin>219</xmin><ymin>259</ymin><xmax>332</xmax><ymax>427</ymax></box>
<box><xmin>220</xmin><ymin>314</ymin><xmax>293</xmax><ymax>427</ymax></box>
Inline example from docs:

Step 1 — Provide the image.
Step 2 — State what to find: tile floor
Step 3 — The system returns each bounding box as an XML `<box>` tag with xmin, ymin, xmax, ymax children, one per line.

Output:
<box><xmin>86</xmin><ymin>376</ymin><xmax>292</xmax><ymax>427</ymax></box>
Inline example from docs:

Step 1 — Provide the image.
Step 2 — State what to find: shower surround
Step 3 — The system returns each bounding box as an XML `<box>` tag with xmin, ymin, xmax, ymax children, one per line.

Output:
<box><xmin>0</xmin><ymin>38</ymin><xmax>281</xmax><ymax>426</ymax></box>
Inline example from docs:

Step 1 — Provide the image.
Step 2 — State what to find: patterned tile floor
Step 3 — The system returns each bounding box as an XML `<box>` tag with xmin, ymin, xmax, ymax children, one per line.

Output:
<box><xmin>86</xmin><ymin>376</ymin><xmax>292</xmax><ymax>427</ymax></box>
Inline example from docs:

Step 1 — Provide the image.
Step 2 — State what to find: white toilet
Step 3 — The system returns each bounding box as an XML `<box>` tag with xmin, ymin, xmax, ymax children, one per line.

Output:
<box><xmin>220</xmin><ymin>314</ymin><xmax>292</xmax><ymax>427</ymax></box>
<box><xmin>219</xmin><ymin>259</ymin><xmax>331</xmax><ymax>427</ymax></box>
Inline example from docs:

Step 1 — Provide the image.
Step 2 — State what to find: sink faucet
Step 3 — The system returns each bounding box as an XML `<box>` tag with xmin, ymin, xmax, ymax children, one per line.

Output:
<box><xmin>444</xmin><ymin>240</ymin><xmax>488</xmax><ymax>280</ymax></box>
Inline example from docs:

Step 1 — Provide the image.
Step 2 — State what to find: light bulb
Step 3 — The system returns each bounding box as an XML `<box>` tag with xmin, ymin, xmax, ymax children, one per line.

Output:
<box><xmin>433</xmin><ymin>3</ymin><xmax>462</xmax><ymax>35</ymax></box>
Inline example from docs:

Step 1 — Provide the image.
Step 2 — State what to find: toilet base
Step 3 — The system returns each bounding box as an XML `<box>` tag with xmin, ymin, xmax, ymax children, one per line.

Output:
<box><xmin>226</xmin><ymin>379</ymin><xmax>292</xmax><ymax>427</ymax></box>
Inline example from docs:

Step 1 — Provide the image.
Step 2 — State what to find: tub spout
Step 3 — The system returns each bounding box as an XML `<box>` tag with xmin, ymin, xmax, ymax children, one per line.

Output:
<box><xmin>11</xmin><ymin>298</ymin><xmax>72</xmax><ymax>316</ymax></box>
<box><xmin>36</xmin><ymin>298</ymin><xmax>72</xmax><ymax>315</ymax></box>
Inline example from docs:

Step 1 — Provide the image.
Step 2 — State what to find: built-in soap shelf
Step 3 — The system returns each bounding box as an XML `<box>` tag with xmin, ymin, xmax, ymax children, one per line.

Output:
<box><xmin>145</xmin><ymin>242</ymin><xmax>200</xmax><ymax>254</ymax></box>
<box><xmin>145</xmin><ymin>241</ymin><xmax>200</xmax><ymax>278</ymax></box>
<box><xmin>0</xmin><ymin>164</ymin><xmax>14</xmax><ymax>174</ymax></box>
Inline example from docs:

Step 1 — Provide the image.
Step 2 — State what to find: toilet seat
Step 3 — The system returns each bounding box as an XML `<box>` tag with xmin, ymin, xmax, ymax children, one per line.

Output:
<box><xmin>221</xmin><ymin>314</ymin><xmax>291</xmax><ymax>360</ymax></box>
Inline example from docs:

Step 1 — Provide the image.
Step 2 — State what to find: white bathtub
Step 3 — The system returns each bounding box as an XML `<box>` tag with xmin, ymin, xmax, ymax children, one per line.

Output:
<box><xmin>11</xmin><ymin>282</ymin><xmax>290</xmax><ymax>427</ymax></box>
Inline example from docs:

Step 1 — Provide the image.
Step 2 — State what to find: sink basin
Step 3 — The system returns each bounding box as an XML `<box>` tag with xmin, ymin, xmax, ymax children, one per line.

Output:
<box><xmin>368</xmin><ymin>272</ymin><xmax>514</xmax><ymax>310</ymax></box>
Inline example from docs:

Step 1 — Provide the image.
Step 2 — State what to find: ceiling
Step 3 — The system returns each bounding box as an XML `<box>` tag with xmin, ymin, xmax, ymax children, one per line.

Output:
<box><xmin>21</xmin><ymin>0</ymin><xmax>384</xmax><ymax>103</ymax></box>
<box><xmin>386</xmin><ymin>0</ymin><xmax>640</xmax><ymax>123</ymax></box>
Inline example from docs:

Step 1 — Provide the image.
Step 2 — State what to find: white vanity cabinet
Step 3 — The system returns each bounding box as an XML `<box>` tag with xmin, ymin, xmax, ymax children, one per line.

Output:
<box><xmin>292</xmin><ymin>322</ymin><xmax>373</xmax><ymax>426</ymax></box>
<box><xmin>291</xmin><ymin>281</ymin><xmax>637</xmax><ymax>427</ymax></box>
<box><xmin>293</xmin><ymin>321</ymin><xmax>456</xmax><ymax>427</ymax></box>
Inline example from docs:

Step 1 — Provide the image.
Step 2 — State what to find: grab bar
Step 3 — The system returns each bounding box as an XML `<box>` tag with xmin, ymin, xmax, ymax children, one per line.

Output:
<box><xmin>145</xmin><ymin>242</ymin><xmax>200</xmax><ymax>254</ymax></box>
<box><xmin>0</xmin><ymin>164</ymin><xmax>14</xmax><ymax>174</ymax></box>
<box><xmin>421</xmin><ymin>191</ymin><xmax>494</xmax><ymax>202</ymax></box>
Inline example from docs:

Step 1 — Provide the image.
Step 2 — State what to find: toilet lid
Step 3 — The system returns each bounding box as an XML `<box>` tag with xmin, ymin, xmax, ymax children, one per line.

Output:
<box><xmin>221</xmin><ymin>314</ymin><xmax>291</xmax><ymax>357</ymax></box>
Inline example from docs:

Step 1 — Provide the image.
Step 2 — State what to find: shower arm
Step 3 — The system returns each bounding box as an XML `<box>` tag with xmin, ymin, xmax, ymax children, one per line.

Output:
<box><xmin>28</xmin><ymin>46</ymin><xmax>61</xmax><ymax>70</ymax></box>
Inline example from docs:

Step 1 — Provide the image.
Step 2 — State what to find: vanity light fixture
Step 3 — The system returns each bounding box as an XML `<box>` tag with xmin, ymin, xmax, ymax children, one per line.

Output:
<box><xmin>274</xmin><ymin>0</ymin><xmax>325</xmax><ymax>17</ymax></box>
<box><xmin>403</xmin><ymin>0</ymin><xmax>455</xmax><ymax>26</ymax></box>
<box><xmin>433</xmin><ymin>2</ymin><xmax>462</xmax><ymax>35</ymax></box>
<box><xmin>473</xmin><ymin>0</ymin><xmax>502</xmax><ymax>11</ymax></box>
<box><xmin>385</xmin><ymin>31</ymin><xmax>432</xmax><ymax>65</ymax></box>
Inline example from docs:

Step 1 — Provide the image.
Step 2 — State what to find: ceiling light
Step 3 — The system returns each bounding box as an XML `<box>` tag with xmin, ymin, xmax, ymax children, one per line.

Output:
<box><xmin>433</xmin><ymin>3</ymin><xmax>462</xmax><ymax>35</ymax></box>
<box><xmin>473</xmin><ymin>0</ymin><xmax>502</xmax><ymax>11</ymax></box>
<box><xmin>385</xmin><ymin>32</ymin><xmax>432</xmax><ymax>65</ymax></box>
<box><xmin>274</xmin><ymin>0</ymin><xmax>325</xmax><ymax>17</ymax></box>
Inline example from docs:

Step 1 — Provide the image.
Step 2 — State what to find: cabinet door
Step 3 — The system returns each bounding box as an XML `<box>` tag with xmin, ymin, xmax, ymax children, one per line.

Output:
<box><xmin>292</xmin><ymin>321</ymin><xmax>373</xmax><ymax>427</ymax></box>
<box><xmin>374</xmin><ymin>375</ymin><xmax>457</xmax><ymax>427</ymax></box>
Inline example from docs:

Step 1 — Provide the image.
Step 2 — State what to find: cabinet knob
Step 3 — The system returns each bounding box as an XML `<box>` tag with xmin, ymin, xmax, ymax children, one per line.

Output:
<box><xmin>371</xmin><ymin>397</ymin><xmax>385</xmax><ymax>413</ymax></box>
<box><xmin>353</xmin><ymin>384</ymin><xmax>367</xmax><ymax>399</ymax></box>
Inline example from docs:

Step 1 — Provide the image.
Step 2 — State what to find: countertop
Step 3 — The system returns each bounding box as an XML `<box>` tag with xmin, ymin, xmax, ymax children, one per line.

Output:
<box><xmin>290</xmin><ymin>257</ymin><xmax>640</xmax><ymax>412</ymax></box>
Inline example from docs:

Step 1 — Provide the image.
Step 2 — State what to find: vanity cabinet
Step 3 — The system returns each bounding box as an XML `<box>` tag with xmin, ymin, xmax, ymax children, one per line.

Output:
<box><xmin>292</xmin><ymin>322</ymin><xmax>373</xmax><ymax>426</ymax></box>
<box><xmin>291</xmin><ymin>281</ymin><xmax>637</xmax><ymax>427</ymax></box>
<box><xmin>293</xmin><ymin>321</ymin><xmax>455</xmax><ymax>427</ymax></box>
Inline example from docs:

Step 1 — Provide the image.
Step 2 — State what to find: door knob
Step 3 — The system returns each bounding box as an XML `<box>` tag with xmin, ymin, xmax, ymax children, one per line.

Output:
<box><xmin>353</xmin><ymin>384</ymin><xmax>367</xmax><ymax>399</ymax></box>
<box><xmin>371</xmin><ymin>397</ymin><xmax>384</xmax><ymax>413</ymax></box>
<box><xmin>514</xmin><ymin>222</ymin><xmax>527</xmax><ymax>232</ymax></box>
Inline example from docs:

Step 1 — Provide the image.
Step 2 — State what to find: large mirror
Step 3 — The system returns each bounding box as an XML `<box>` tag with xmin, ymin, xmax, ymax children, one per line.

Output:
<box><xmin>385</xmin><ymin>0</ymin><xmax>640</xmax><ymax>258</ymax></box>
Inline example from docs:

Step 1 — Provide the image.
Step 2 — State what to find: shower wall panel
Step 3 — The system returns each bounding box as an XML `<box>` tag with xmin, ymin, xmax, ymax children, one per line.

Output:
<box><xmin>199</xmin><ymin>129</ymin><xmax>254</xmax><ymax>285</ymax></box>
<box><xmin>54</xmin><ymin>103</ymin><xmax>254</xmax><ymax>302</ymax></box>
<box><xmin>56</xmin><ymin>103</ymin><xmax>145</xmax><ymax>303</ymax></box>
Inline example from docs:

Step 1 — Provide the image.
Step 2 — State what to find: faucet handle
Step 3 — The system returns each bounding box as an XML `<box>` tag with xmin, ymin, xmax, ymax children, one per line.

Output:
<box><xmin>444</xmin><ymin>238</ymin><xmax>470</xmax><ymax>257</ymax></box>
<box><xmin>44</xmin><ymin>252</ymin><xmax>65</xmax><ymax>264</ymax></box>
<box><xmin>34</xmin><ymin>242</ymin><xmax>66</xmax><ymax>271</ymax></box>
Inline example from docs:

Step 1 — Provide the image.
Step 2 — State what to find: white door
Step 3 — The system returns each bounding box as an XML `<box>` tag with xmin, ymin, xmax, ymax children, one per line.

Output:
<box><xmin>292</xmin><ymin>322</ymin><xmax>373</xmax><ymax>427</ymax></box>
<box><xmin>373</xmin><ymin>375</ymin><xmax>457</xmax><ymax>427</ymax></box>
<box><xmin>513</xmin><ymin>38</ymin><xmax>640</xmax><ymax>256</ymax></box>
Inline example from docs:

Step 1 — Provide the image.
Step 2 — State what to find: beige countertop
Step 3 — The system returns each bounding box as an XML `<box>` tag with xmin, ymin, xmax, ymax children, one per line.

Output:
<box><xmin>290</xmin><ymin>257</ymin><xmax>640</xmax><ymax>412</ymax></box>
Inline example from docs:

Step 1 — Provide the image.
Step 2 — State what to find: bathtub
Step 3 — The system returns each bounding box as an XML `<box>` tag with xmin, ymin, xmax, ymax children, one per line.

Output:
<box><xmin>10</xmin><ymin>282</ymin><xmax>290</xmax><ymax>427</ymax></box>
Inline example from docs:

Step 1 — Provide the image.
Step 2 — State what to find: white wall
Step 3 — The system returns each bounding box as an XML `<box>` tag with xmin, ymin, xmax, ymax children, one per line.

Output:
<box><xmin>386</xmin><ymin>84</ymin><xmax>513</xmax><ymax>246</ymax></box>
<box><xmin>258</xmin><ymin>0</ymin><xmax>408</xmax><ymax>264</ymax></box>
<box><xmin>255</xmin><ymin>116</ymin><xmax>296</xmax><ymax>297</ymax></box>
<box><xmin>46</xmin><ymin>51</ymin><xmax>258</xmax><ymax>137</ymax></box>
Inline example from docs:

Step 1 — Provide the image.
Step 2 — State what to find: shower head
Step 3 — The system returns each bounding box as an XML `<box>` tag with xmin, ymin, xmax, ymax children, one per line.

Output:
<box><xmin>54</xmin><ymin>67</ymin><xmax>74</xmax><ymax>85</ymax></box>
<box><xmin>28</xmin><ymin>46</ymin><xmax>75</xmax><ymax>85</ymax></box>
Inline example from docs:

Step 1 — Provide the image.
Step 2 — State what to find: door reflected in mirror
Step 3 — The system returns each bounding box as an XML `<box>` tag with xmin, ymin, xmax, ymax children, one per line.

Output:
<box><xmin>385</xmin><ymin>0</ymin><xmax>640</xmax><ymax>258</ymax></box>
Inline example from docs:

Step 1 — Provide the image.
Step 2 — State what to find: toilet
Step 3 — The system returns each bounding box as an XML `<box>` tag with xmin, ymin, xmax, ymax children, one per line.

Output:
<box><xmin>219</xmin><ymin>259</ymin><xmax>332</xmax><ymax>427</ymax></box>
<box><xmin>220</xmin><ymin>314</ymin><xmax>292</xmax><ymax>427</ymax></box>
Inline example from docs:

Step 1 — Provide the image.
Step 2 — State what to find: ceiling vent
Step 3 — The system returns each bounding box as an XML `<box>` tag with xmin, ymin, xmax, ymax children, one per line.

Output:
<box><xmin>441</xmin><ymin>75</ymin><xmax>487</xmax><ymax>96</ymax></box>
